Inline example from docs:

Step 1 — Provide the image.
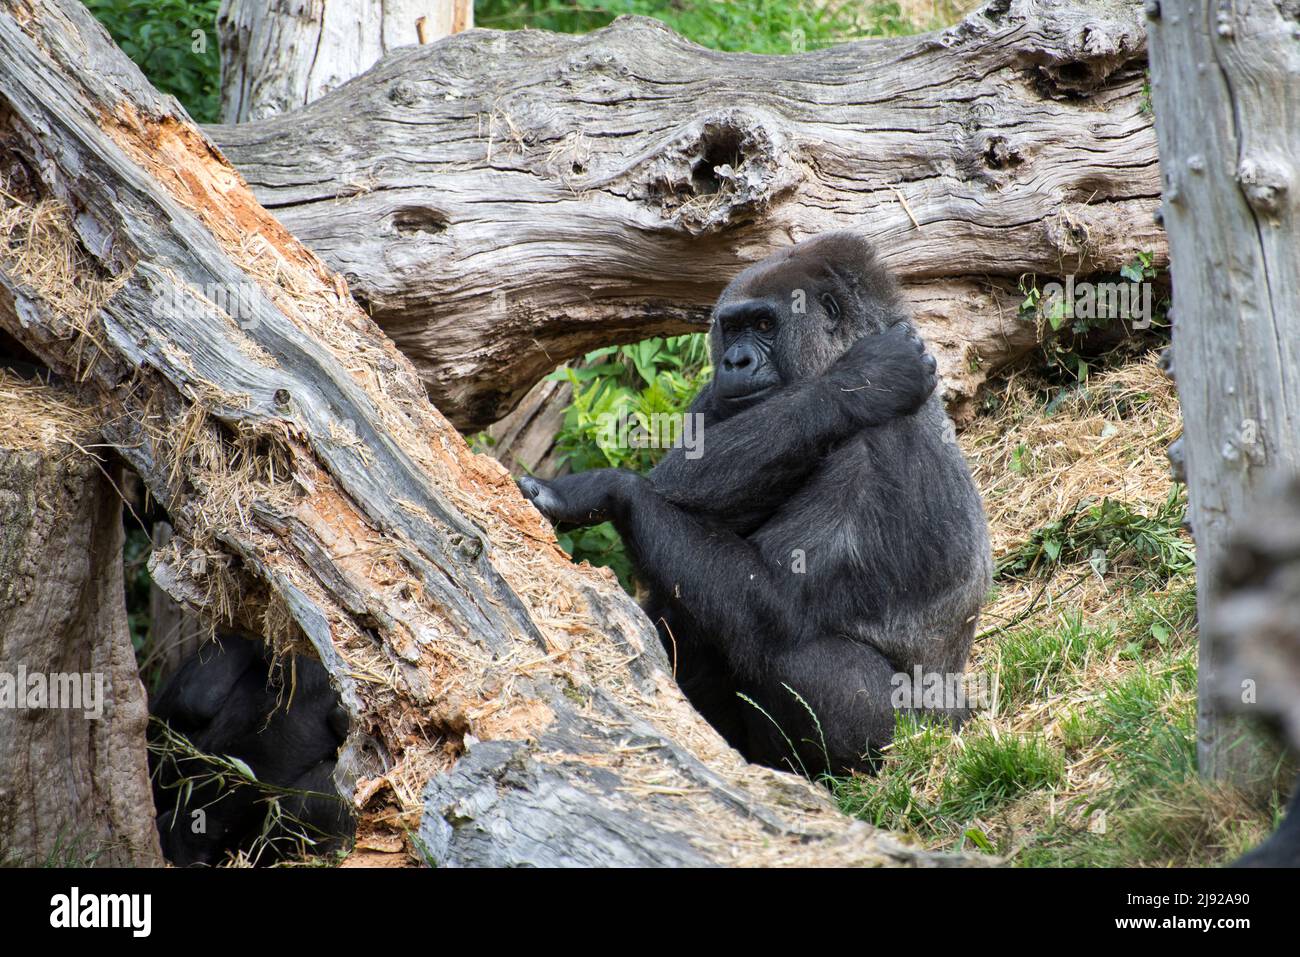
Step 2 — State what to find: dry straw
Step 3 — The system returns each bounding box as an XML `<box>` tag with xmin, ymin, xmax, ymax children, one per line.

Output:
<box><xmin>880</xmin><ymin>354</ymin><xmax>1228</xmax><ymax>852</ymax></box>
<box><xmin>0</xmin><ymin>370</ymin><xmax>100</xmax><ymax>453</ymax></box>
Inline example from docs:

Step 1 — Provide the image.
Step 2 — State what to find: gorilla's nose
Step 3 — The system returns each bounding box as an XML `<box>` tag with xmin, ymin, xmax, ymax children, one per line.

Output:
<box><xmin>717</xmin><ymin>342</ymin><xmax>771</xmax><ymax>398</ymax></box>
<box><xmin>723</xmin><ymin>349</ymin><xmax>754</xmax><ymax>372</ymax></box>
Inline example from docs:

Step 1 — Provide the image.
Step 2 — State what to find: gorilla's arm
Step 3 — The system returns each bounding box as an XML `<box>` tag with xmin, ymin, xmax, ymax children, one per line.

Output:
<box><xmin>655</xmin><ymin>324</ymin><xmax>934</xmax><ymax>516</ymax></box>
<box><xmin>521</xmin><ymin>325</ymin><xmax>936</xmax><ymax>528</ymax></box>
<box><xmin>560</xmin><ymin>472</ymin><xmax>919</xmax><ymax>773</ymax></box>
<box><xmin>604</xmin><ymin>470</ymin><xmax>809</xmax><ymax>680</ymax></box>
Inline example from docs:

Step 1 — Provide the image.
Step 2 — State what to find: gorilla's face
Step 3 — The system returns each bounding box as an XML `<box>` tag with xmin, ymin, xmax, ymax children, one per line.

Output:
<box><xmin>712</xmin><ymin>298</ymin><xmax>783</xmax><ymax>405</ymax></box>
<box><xmin>709</xmin><ymin>231</ymin><xmax>904</xmax><ymax>410</ymax></box>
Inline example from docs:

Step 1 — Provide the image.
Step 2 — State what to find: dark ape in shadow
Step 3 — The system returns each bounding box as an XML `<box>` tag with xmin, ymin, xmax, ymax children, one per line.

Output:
<box><xmin>149</xmin><ymin>631</ymin><xmax>353</xmax><ymax>866</ymax></box>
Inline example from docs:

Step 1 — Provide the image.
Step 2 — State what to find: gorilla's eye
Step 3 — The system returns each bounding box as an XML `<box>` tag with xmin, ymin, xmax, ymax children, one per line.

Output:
<box><xmin>819</xmin><ymin>292</ymin><xmax>841</xmax><ymax>321</ymax></box>
<box><xmin>755</xmin><ymin>318</ymin><xmax>774</xmax><ymax>333</ymax></box>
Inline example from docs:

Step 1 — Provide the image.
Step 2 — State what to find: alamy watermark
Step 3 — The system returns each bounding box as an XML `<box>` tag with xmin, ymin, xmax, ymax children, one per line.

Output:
<box><xmin>1040</xmin><ymin>275</ymin><xmax>1155</xmax><ymax>331</ymax></box>
<box><xmin>0</xmin><ymin>667</ymin><xmax>104</xmax><ymax>719</ymax></box>
<box><xmin>151</xmin><ymin>281</ymin><xmax>262</xmax><ymax>329</ymax></box>
<box><xmin>890</xmin><ymin>667</ymin><xmax>995</xmax><ymax>713</ymax></box>
<box><xmin>596</xmin><ymin>410</ymin><xmax>705</xmax><ymax>460</ymax></box>
<box><xmin>50</xmin><ymin>887</ymin><xmax>150</xmax><ymax>937</ymax></box>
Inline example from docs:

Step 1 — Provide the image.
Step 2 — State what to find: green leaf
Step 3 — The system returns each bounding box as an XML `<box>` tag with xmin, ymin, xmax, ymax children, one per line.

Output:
<box><xmin>1046</xmin><ymin>300</ymin><xmax>1068</xmax><ymax>330</ymax></box>
<box><xmin>226</xmin><ymin>756</ymin><xmax>258</xmax><ymax>781</ymax></box>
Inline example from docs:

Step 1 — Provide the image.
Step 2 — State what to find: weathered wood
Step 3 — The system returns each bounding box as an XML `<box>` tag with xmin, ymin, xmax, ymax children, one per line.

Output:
<box><xmin>0</xmin><ymin>0</ymin><xmax>980</xmax><ymax>867</ymax></box>
<box><xmin>1145</xmin><ymin>0</ymin><xmax>1299</xmax><ymax>793</ymax></box>
<box><xmin>484</xmin><ymin>375</ymin><xmax>573</xmax><ymax>479</ymax></box>
<box><xmin>0</xmin><ymin>376</ymin><xmax>161</xmax><ymax>867</ymax></box>
<box><xmin>211</xmin><ymin>0</ymin><xmax>1164</xmax><ymax>431</ymax></box>
<box><xmin>216</xmin><ymin>0</ymin><xmax>473</xmax><ymax>123</ymax></box>
<box><xmin>148</xmin><ymin>3</ymin><xmax>473</xmax><ymax>671</ymax></box>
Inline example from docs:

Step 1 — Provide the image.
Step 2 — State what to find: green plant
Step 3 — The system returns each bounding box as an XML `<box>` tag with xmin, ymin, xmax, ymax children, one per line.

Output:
<box><xmin>836</xmin><ymin>718</ymin><xmax>1064</xmax><ymax>840</ymax></box>
<box><xmin>1013</xmin><ymin>639</ymin><xmax>1252</xmax><ymax>867</ymax></box>
<box><xmin>944</xmin><ymin>732</ymin><xmax>1063</xmax><ymax>819</ymax></box>
<box><xmin>994</xmin><ymin>611</ymin><xmax>1115</xmax><ymax>711</ymax></box>
<box><xmin>1118</xmin><ymin>576</ymin><xmax>1197</xmax><ymax>658</ymax></box>
<box><xmin>1058</xmin><ymin>708</ymin><xmax>1102</xmax><ymax>754</ymax></box>
<box><xmin>556</xmin><ymin>522</ymin><xmax>636</xmax><ymax>591</ymax></box>
<box><xmin>86</xmin><ymin>0</ymin><xmax>222</xmax><ymax>122</ymax></box>
<box><xmin>1121</xmin><ymin>250</ymin><xmax>1157</xmax><ymax>284</ymax></box>
<box><xmin>1017</xmin><ymin>256</ymin><xmax>1169</xmax><ymax>383</ymax></box>
<box><xmin>834</xmin><ymin>713</ymin><xmax>956</xmax><ymax>832</ymax></box>
<box><xmin>550</xmin><ymin>334</ymin><xmax>710</xmax><ymax>474</ymax></box>
<box><xmin>997</xmin><ymin>487</ymin><xmax>1194</xmax><ymax>584</ymax></box>
<box><xmin>1139</xmin><ymin>73</ymin><xmax>1153</xmax><ymax>116</ymax></box>
<box><xmin>476</xmin><ymin>0</ymin><xmax>917</xmax><ymax>52</ymax></box>
<box><xmin>1009</xmin><ymin>442</ymin><xmax>1033</xmax><ymax>475</ymax></box>
<box><xmin>543</xmin><ymin>334</ymin><xmax>710</xmax><ymax>585</ymax></box>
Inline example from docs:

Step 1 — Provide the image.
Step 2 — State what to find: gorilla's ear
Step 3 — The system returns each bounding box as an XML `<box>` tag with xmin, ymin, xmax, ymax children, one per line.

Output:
<box><xmin>815</xmin><ymin>235</ymin><xmax>901</xmax><ymax>333</ymax></box>
<box><xmin>818</xmin><ymin>290</ymin><xmax>843</xmax><ymax>329</ymax></box>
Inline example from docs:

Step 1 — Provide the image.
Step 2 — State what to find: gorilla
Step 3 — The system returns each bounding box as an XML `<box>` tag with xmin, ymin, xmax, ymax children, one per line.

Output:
<box><xmin>519</xmin><ymin>232</ymin><xmax>992</xmax><ymax>777</ymax></box>
<box><xmin>149</xmin><ymin>631</ymin><xmax>354</xmax><ymax>866</ymax></box>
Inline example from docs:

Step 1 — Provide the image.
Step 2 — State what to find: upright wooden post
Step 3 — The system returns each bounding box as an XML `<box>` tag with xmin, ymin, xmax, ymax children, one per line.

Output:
<box><xmin>1145</xmin><ymin>0</ymin><xmax>1300</xmax><ymax>792</ymax></box>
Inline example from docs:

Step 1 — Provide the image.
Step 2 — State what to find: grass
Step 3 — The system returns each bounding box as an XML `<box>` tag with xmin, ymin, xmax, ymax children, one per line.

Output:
<box><xmin>947</xmin><ymin>733</ymin><xmax>1064</xmax><ymax>816</ymax></box>
<box><xmin>0</xmin><ymin>827</ymin><xmax>118</xmax><ymax>868</ymax></box>
<box><xmin>834</xmin><ymin>574</ymin><xmax>1277</xmax><ymax>865</ymax></box>
<box><xmin>994</xmin><ymin>612</ymin><xmax>1115</xmax><ymax>711</ymax></box>
<box><xmin>997</xmin><ymin>489</ymin><xmax>1194</xmax><ymax>585</ymax></box>
<box><xmin>831</xmin><ymin>355</ymin><xmax>1283</xmax><ymax>866</ymax></box>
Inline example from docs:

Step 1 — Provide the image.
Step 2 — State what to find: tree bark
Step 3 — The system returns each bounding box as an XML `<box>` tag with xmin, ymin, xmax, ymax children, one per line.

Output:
<box><xmin>145</xmin><ymin>3</ymin><xmax>477</xmax><ymax>677</ymax></box>
<box><xmin>1145</xmin><ymin>1</ymin><xmax>1299</xmax><ymax>793</ymax></box>
<box><xmin>216</xmin><ymin>0</ymin><xmax>473</xmax><ymax>123</ymax></box>
<box><xmin>483</xmin><ymin>375</ymin><xmax>573</xmax><ymax>478</ymax></box>
<box><xmin>214</xmin><ymin>0</ymin><xmax>565</xmax><ymax>475</ymax></box>
<box><xmin>0</xmin><ymin>376</ymin><xmax>161</xmax><ymax>867</ymax></box>
<box><xmin>0</xmin><ymin>0</ymin><xmax>978</xmax><ymax>867</ymax></box>
<box><xmin>211</xmin><ymin>0</ymin><xmax>1165</xmax><ymax>431</ymax></box>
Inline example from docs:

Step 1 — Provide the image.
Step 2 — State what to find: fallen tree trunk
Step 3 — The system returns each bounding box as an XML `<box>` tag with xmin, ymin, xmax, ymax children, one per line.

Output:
<box><xmin>138</xmin><ymin>3</ymin><xmax>481</xmax><ymax>681</ymax></box>
<box><xmin>0</xmin><ymin>0</ymin><xmax>977</xmax><ymax>867</ymax></box>
<box><xmin>211</xmin><ymin>0</ymin><xmax>1165</xmax><ymax>431</ymax></box>
<box><xmin>0</xmin><ymin>374</ymin><xmax>161</xmax><ymax>867</ymax></box>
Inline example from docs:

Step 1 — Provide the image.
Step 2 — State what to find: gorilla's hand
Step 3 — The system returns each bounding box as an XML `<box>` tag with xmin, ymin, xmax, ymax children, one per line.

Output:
<box><xmin>518</xmin><ymin>470</ymin><xmax>642</xmax><ymax>527</ymax></box>
<box><xmin>826</xmin><ymin>323</ymin><xmax>937</xmax><ymax>423</ymax></box>
<box><xmin>517</xmin><ymin>475</ymin><xmax>581</xmax><ymax>525</ymax></box>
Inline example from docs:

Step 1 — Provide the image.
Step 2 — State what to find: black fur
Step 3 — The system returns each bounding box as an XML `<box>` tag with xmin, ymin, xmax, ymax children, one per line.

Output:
<box><xmin>519</xmin><ymin>232</ymin><xmax>992</xmax><ymax>777</ymax></box>
<box><xmin>149</xmin><ymin>631</ymin><xmax>353</xmax><ymax>866</ymax></box>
